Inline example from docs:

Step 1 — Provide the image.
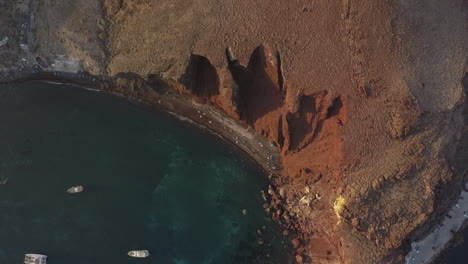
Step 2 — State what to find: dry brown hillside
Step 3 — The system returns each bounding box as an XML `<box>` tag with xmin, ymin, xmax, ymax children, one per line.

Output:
<box><xmin>17</xmin><ymin>0</ymin><xmax>468</xmax><ymax>263</ymax></box>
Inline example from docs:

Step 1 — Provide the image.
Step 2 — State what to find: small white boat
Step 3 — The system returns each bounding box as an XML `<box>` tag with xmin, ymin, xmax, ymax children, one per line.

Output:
<box><xmin>128</xmin><ymin>250</ymin><xmax>150</xmax><ymax>258</ymax></box>
<box><xmin>0</xmin><ymin>177</ymin><xmax>8</xmax><ymax>184</ymax></box>
<box><xmin>67</xmin><ymin>185</ymin><xmax>84</xmax><ymax>193</ymax></box>
<box><xmin>24</xmin><ymin>253</ymin><xmax>47</xmax><ymax>264</ymax></box>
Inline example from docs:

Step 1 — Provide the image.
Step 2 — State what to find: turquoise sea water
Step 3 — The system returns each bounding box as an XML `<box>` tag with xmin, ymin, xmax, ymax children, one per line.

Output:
<box><xmin>0</xmin><ymin>82</ymin><xmax>291</xmax><ymax>264</ymax></box>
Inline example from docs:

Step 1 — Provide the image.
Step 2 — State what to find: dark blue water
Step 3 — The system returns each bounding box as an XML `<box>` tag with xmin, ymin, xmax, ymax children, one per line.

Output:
<box><xmin>0</xmin><ymin>82</ymin><xmax>291</xmax><ymax>264</ymax></box>
<box><xmin>442</xmin><ymin>228</ymin><xmax>468</xmax><ymax>264</ymax></box>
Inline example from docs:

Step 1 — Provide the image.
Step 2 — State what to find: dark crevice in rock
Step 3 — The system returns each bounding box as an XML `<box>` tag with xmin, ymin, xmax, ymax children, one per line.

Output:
<box><xmin>286</xmin><ymin>94</ymin><xmax>318</xmax><ymax>151</ymax></box>
<box><xmin>278</xmin><ymin>114</ymin><xmax>285</xmax><ymax>149</ymax></box>
<box><xmin>227</xmin><ymin>45</ymin><xmax>284</xmax><ymax>125</ymax></box>
<box><xmin>227</xmin><ymin>54</ymin><xmax>251</xmax><ymax>121</ymax></box>
<box><xmin>180</xmin><ymin>54</ymin><xmax>220</xmax><ymax>98</ymax></box>
<box><xmin>286</xmin><ymin>91</ymin><xmax>344</xmax><ymax>152</ymax></box>
<box><xmin>277</xmin><ymin>51</ymin><xmax>284</xmax><ymax>93</ymax></box>
<box><xmin>35</xmin><ymin>56</ymin><xmax>48</xmax><ymax>68</ymax></box>
<box><xmin>326</xmin><ymin>96</ymin><xmax>343</xmax><ymax>119</ymax></box>
<box><xmin>341</xmin><ymin>0</ymin><xmax>351</xmax><ymax>19</ymax></box>
<box><xmin>147</xmin><ymin>73</ymin><xmax>171</xmax><ymax>94</ymax></box>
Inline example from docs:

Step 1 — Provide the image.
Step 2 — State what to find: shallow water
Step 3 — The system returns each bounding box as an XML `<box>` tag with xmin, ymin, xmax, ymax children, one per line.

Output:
<box><xmin>0</xmin><ymin>82</ymin><xmax>291</xmax><ymax>264</ymax></box>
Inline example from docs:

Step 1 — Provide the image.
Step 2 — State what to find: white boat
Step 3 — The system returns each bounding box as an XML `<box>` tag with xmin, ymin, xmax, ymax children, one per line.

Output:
<box><xmin>24</xmin><ymin>254</ymin><xmax>47</xmax><ymax>264</ymax></box>
<box><xmin>67</xmin><ymin>185</ymin><xmax>84</xmax><ymax>193</ymax></box>
<box><xmin>128</xmin><ymin>250</ymin><xmax>150</xmax><ymax>258</ymax></box>
<box><xmin>0</xmin><ymin>176</ymin><xmax>8</xmax><ymax>184</ymax></box>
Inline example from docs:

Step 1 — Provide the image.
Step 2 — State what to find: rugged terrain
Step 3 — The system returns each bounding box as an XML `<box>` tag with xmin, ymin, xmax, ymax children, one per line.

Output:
<box><xmin>1</xmin><ymin>0</ymin><xmax>467</xmax><ymax>263</ymax></box>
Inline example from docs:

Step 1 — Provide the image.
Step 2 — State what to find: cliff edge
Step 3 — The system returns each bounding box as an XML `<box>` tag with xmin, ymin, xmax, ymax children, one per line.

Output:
<box><xmin>0</xmin><ymin>0</ymin><xmax>467</xmax><ymax>263</ymax></box>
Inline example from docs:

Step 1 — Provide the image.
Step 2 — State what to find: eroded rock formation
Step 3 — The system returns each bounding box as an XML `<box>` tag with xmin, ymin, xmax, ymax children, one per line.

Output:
<box><xmin>1</xmin><ymin>0</ymin><xmax>467</xmax><ymax>263</ymax></box>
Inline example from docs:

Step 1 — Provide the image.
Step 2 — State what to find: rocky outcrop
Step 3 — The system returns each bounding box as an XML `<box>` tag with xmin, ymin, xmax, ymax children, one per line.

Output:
<box><xmin>181</xmin><ymin>54</ymin><xmax>220</xmax><ymax>99</ymax></box>
<box><xmin>181</xmin><ymin>44</ymin><xmax>348</xmax><ymax>263</ymax></box>
<box><xmin>9</xmin><ymin>0</ymin><xmax>466</xmax><ymax>263</ymax></box>
<box><xmin>285</xmin><ymin>93</ymin><xmax>343</xmax><ymax>152</ymax></box>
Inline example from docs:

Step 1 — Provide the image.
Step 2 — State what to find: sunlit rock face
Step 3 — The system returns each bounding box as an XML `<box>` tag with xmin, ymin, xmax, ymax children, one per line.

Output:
<box><xmin>0</xmin><ymin>0</ymin><xmax>466</xmax><ymax>262</ymax></box>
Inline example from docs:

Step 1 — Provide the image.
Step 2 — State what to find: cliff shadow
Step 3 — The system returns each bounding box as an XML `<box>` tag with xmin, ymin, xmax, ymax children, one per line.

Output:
<box><xmin>180</xmin><ymin>54</ymin><xmax>220</xmax><ymax>98</ymax></box>
<box><xmin>285</xmin><ymin>92</ymin><xmax>343</xmax><ymax>151</ymax></box>
<box><xmin>228</xmin><ymin>45</ymin><xmax>285</xmax><ymax>125</ymax></box>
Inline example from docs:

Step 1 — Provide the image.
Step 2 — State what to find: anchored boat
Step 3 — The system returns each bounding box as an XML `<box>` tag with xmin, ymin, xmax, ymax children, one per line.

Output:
<box><xmin>128</xmin><ymin>250</ymin><xmax>150</xmax><ymax>258</ymax></box>
<box><xmin>0</xmin><ymin>176</ymin><xmax>8</xmax><ymax>184</ymax></box>
<box><xmin>67</xmin><ymin>185</ymin><xmax>84</xmax><ymax>193</ymax></box>
<box><xmin>24</xmin><ymin>254</ymin><xmax>47</xmax><ymax>264</ymax></box>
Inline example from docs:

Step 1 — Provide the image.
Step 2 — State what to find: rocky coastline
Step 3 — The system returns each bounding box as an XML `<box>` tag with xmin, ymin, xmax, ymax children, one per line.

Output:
<box><xmin>0</xmin><ymin>66</ymin><xmax>327</xmax><ymax>262</ymax></box>
<box><xmin>1</xmin><ymin>0</ymin><xmax>467</xmax><ymax>263</ymax></box>
<box><xmin>0</xmin><ymin>69</ymin><xmax>282</xmax><ymax>175</ymax></box>
<box><xmin>3</xmin><ymin>68</ymin><xmax>465</xmax><ymax>264</ymax></box>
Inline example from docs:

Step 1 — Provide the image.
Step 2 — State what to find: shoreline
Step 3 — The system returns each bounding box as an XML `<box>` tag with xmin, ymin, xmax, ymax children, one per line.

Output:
<box><xmin>1</xmin><ymin>70</ymin><xmax>301</xmax><ymax>258</ymax></box>
<box><xmin>404</xmin><ymin>176</ymin><xmax>468</xmax><ymax>264</ymax></box>
<box><xmin>0</xmin><ymin>71</ymin><xmax>281</xmax><ymax>176</ymax></box>
<box><xmin>3</xmin><ymin>70</ymin><xmax>468</xmax><ymax>264</ymax></box>
<box><xmin>0</xmin><ymin>69</ymin><xmax>283</xmax><ymax>179</ymax></box>
<box><xmin>1</xmin><ymin>69</ymin><xmax>303</xmax><ymax>260</ymax></box>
